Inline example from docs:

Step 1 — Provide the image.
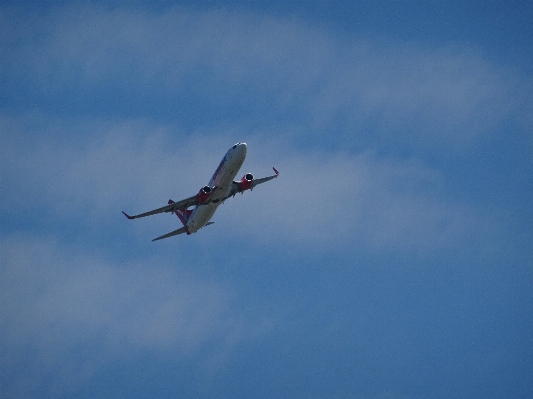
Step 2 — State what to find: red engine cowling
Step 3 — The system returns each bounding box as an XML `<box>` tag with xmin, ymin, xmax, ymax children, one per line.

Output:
<box><xmin>197</xmin><ymin>185</ymin><xmax>212</xmax><ymax>203</ymax></box>
<box><xmin>240</xmin><ymin>173</ymin><xmax>254</xmax><ymax>191</ymax></box>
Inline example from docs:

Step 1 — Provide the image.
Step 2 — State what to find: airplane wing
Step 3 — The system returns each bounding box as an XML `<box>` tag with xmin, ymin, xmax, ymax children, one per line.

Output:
<box><xmin>122</xmin><ymin>195</ymin><xmax>198</xmax><ymax>220</ymax></box>
<box><xmin>250</xmin><ymin>172</ymin><xmax>279</xmax><ymax>189</ymax></box>
<box><xmin>227</xmin><ymin>167</ymin><xmax>279</xmax><ymax>198</ymax></box>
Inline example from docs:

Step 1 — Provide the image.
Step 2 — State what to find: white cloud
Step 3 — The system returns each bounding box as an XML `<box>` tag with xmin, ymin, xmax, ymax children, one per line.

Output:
<box><xmin>0</xmin><ymin>115</ymin><xmax>234</xmax><ymax>217</ymax></box>
<box><xmin>1</xmin><ymin>235</ymin><xmax>223</xmax><ymax>351</ymax></box>
<box><xmin>2</xmin><ymin>5</ymin><xmax>528</xmax><ymax>151</ymax></box>
<box><xmin>1</xmin><ymin>115</ymin><xmax>499</xmax><ymax>257</ymax></box>
<box><xmin>218</xmin><ymin>139</ymin><xmax>489</xmax><ymax>257</ymax></box>
<box><xmin>310</xmin><ymin>44</ymin><xmax>522</xmax><ymax>147</ymax></box>
<box><xmin>0</xmin><ymin>233</ymin><xmax>272</xmax><ymax>396</ymax></box>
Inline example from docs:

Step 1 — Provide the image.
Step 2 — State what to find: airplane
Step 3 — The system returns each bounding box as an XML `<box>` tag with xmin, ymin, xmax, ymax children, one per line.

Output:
<box><xmin>122</xmin><ymin>142</ymin><xmax>279</xmax><ymax>241</ymax></box>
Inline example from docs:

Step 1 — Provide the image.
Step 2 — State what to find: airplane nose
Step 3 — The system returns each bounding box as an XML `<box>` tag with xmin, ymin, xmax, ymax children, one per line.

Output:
<box><xmin>232</xmin><ymin>142</ymin><xmax>247</xmax><ymax>156</ymax></box>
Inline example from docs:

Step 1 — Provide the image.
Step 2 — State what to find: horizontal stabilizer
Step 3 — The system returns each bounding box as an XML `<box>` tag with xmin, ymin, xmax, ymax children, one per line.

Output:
<box><xmin>152</xmin><ymin>222</ymin><xmax>215</xmax><ymax>242</ymax></box>
<box><xmin>152</xmin><ymin>226</ymin><xmax>188</xmax><ymax>242</ymax></box>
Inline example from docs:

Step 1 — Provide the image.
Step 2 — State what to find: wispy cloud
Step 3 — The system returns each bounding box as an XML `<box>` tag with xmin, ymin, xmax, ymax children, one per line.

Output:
<box><xmin>2</xmin><ymin>116</ymin><xmax>501</xmax><ymax>258</ymax></box>
<box><xmin>219</xmin><ymin>139</ymin><xmax>496</xmax><ymax>257</ymax></box>
<box><xmin>0</xmin><ymin>234</ymin><xmax>272</xmax><ymax>396</ymax></box>
<box><xmin>1</xmin><ymin>115</ymin><xmax>232</xmax><ymax>216</ymax></box>
<box><xmin>2</xmin><ymin>6</ymin><xmax>529</xmax><ymax>151</ymax></box>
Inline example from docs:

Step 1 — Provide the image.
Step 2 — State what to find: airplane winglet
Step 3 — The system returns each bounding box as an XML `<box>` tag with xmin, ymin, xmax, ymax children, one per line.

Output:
<box><xmin>122</xmin><ymin>211</ymin><xmax>135</xmax><ymax>220</ymax></box>
<box><xmin>273</xmin><ymin>167</ymin><xmax>279</xmax><ymax>175</ymax></box>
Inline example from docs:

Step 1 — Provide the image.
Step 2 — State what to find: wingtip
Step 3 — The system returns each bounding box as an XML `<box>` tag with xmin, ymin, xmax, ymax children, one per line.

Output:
<box><xmin>273</xmin><ymin>167</ymin><xmax>279</xmax><ymax>175</ymax></box>
<box><xmin>122</xmin><ymin>211</ymin><xmax>134</xmax><ymax>220</ymax></box>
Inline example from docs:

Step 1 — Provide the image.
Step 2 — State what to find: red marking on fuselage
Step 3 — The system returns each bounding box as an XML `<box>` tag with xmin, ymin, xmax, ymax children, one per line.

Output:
<box><xmin>210</xmin><ymin>155</ymin><xmax>227</xmax><ymax>185</ymax></box>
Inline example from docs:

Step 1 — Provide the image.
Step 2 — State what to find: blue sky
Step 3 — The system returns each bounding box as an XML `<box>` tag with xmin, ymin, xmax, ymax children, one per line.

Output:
<box><xmin>1</xmin><ymin>2</ymin><xmax>532</xmax><ymax>398</ymax></box>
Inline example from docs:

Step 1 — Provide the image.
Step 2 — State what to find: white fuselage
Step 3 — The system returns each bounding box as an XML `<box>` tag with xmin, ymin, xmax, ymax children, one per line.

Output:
<box><xmin>187</xmin><ymin>143</ymin><xmax>247</xmax><ymax>233</ymax></box>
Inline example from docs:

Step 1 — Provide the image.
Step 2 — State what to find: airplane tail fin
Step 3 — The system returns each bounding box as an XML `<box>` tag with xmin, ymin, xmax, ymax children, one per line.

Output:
<box><xmin>168</xmin><ymin>199</ymin><xmax>192</xmax><ymax>227</ymax></box>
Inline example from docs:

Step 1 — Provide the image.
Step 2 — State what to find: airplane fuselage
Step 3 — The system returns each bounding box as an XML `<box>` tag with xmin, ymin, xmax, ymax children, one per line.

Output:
<box><xmin>187</xmin><ymin>143</ymin><xmax>247</xmax><ymax>233</ymax></box>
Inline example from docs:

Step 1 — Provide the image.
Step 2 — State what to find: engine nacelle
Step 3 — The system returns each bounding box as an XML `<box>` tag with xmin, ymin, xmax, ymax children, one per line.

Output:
<box><xmin>197</xmin><ymin>185</ymin><xmax>212</xmax><ymax>203</ymax></box>
<box><xmin>240</xmin><ymin>173</ymin><xmax>254</xmax><ymax>191</ymax></box>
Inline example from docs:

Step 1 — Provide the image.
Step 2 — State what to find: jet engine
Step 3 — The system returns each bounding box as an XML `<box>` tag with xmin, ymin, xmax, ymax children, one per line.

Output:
<box><xmin>197</xmin><ymin>185</ymin><xmax>212</xmax><ymax>203</ymax></box>
<box><xmin>240</xmin><ymin>173</ymin><xmax>254</xmax><ymax>191</ymax></box>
